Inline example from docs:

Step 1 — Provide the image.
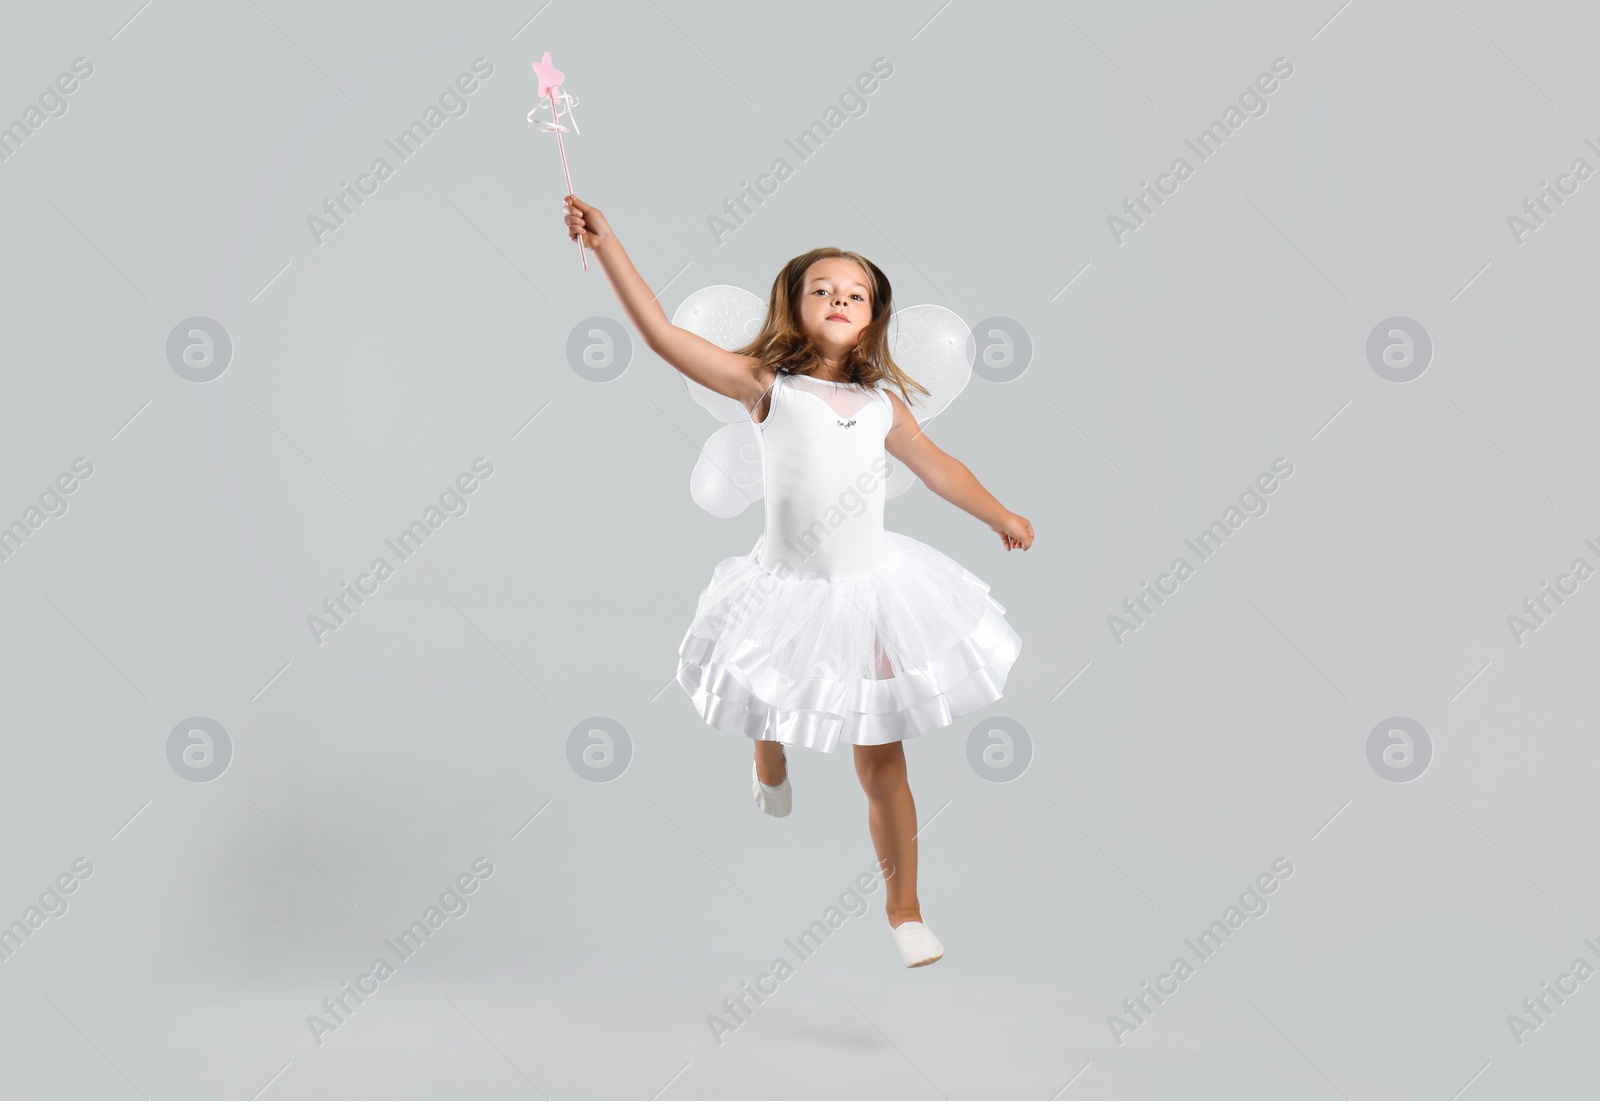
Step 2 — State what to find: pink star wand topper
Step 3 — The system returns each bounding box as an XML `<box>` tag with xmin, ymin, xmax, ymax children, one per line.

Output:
<box><xmin>528</xmin><ymin>51</ymin><xmax>587</xmax><ymax>270</ymax></box>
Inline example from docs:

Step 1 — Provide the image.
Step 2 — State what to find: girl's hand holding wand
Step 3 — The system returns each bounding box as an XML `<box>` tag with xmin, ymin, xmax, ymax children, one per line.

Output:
<box><xmin>563</xmin><ymin>194</ymin><xmax>611</xmax><ymax>252</ymax></box>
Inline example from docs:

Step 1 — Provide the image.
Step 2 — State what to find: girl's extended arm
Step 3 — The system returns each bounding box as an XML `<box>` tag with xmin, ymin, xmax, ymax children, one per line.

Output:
<box><xmin>564</xmin><ymin>195</ymin><xmax>767</xmax><ymax>405</ymax></box>
<box><xmin>884</xmin><ymin>391</ymin><xmax>1034</xmax><ymax>551</ymax></box>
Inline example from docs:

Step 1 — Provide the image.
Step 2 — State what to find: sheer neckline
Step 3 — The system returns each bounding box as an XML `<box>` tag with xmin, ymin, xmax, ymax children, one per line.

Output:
<box><xmin>787</xmin><ymin>372</ymin><xmax>867</xmax><ymax>387</ymax></box>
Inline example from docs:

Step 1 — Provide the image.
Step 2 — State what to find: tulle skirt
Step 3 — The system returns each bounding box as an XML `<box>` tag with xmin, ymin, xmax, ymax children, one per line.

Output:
<box><xmin>676</xmin><ymin>530</ymin><xmax>1022</xmax><ymax>753</ymax></box>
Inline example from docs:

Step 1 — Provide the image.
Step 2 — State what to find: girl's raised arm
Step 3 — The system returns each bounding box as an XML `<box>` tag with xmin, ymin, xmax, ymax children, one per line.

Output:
<box><xmin>564</xmin><ymin>195</ymin><xmax>767</xmax><ymax>405</ymax></box>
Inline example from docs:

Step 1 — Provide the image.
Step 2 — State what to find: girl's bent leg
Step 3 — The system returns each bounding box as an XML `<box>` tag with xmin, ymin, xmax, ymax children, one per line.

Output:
<box><xmin>853</xmin><ymin>741</ymin><xmax>921</xmax><ymax>925</ymax></box>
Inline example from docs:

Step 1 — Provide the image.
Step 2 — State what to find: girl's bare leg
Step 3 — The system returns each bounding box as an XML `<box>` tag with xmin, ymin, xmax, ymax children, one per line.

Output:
<box><xmin>754</xmin><ymin>740</ymin><xmax>787</xmax><ymax>786</ymax></box>
<box><xmin>854</xmin><ymin>740</ymin><xmax>921</xmax><ymax>926</ymax></box>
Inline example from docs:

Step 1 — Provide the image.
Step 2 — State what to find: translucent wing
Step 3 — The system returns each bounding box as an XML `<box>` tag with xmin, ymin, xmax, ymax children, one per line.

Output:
<box><xmin>883</xmin><ymin>305</ymin><xmax>974</xmax><ymax>499</ymax></box>
<box><xmin>671</xmin><ymin>285</ymin><xmax>767</xmax><ymax>423</ymax></box>
<box><xmin>690</xmin><ymin>420</ymin><xmax>764</xmax><ymax>517</ymax></box>
<box><xmin>673</xmin><ymin>285</ymin><xmax>770</xmax><ymax>516</ymax></box>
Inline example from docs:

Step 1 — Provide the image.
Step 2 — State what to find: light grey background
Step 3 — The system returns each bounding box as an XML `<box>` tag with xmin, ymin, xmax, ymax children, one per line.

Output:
<box><xmin>1</xmin><ymin>1</ymin><xmax>1596</xmax><ymax>1097</ymax></box>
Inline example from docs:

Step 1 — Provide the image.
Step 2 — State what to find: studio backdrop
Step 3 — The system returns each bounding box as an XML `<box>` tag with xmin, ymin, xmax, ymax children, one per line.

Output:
<box><xmin>0</xmin><ymin>1</ymin><xmax>1595</xmax><ymax>1098</ymax></box>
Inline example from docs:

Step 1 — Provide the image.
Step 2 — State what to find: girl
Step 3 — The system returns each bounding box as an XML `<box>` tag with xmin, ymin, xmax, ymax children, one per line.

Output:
<box><xmin>564</xmin><ymin>195</ymin><xmax>1033</xmax><ymax>968</ymax></box>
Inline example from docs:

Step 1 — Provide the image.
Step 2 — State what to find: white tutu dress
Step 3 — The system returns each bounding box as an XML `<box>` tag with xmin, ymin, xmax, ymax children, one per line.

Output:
<box><xmin>676</xmin><ymin>372</ymin><xmax>1022</xmax><ymax>754</ymax></box>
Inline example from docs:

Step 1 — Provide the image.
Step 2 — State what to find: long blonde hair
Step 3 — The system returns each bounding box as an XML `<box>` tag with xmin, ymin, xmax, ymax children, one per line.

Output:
<box><xmin>732</xmin><ymin>247</ymin><xmax>932</xmax><ymax>407</ymax></box>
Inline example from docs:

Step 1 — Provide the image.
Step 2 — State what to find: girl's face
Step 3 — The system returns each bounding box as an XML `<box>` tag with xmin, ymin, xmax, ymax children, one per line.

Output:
<box><xmin>797</xmin><ymin>258</ymin><xmax>872</xmax><ymax>359</ymax></box>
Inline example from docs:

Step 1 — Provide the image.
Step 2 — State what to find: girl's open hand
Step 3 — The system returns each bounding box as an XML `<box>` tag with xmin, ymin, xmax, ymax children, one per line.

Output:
<box><xmin>994</xmin><ymin>512</ymin><xmax>1034</xmax><ymax>551</ymax></box>
<box><xmin>563</xmin><ymin>194</ymin><xmax>611</xmax><ymax>250</ymax></box>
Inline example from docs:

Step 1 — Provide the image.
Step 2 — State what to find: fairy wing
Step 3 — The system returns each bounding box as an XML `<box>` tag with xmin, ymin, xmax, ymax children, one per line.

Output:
<box><xmin>690</xmin><ymin>421</ymin><xmax>764</xmax><ymax>517</ymax></box>
<box><xmin>882</xmin><ymin>305</ymin><xmax>974</xmax><ymax>499</ymax></box>
<box><xmin>673</xmin><ymin>286</ymin><xmax>768</xmax><ymax>516</ymax></box>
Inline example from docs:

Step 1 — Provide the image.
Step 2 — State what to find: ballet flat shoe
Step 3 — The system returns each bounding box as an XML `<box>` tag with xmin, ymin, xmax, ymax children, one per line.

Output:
<box><xmin>890</xmin><ymin>920</ymin><xmax>944</xmax><ymax>967</ymax></box>
<box><xmin>752</xmin><ymin>760</ymin><xmax>792</xmax><ymax>817</ymax></box>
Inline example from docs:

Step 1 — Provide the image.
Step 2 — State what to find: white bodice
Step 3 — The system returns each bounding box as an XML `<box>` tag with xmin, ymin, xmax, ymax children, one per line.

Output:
<box><xmin>753</xmin><ymin>373</ymin><xmax>898</xmax><ymax>580</ymax></box>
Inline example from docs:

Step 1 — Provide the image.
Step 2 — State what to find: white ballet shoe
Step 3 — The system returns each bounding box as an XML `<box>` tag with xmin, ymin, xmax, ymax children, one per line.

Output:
<box><xmin>752</xmin><ymin>759</ymin><xmax>791</xmax><ymax>817</ymax></box>
<box><xmin>890</xmin><ymin>919</ymin><xmax>944</xmax><ymax>967</ymax></box>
